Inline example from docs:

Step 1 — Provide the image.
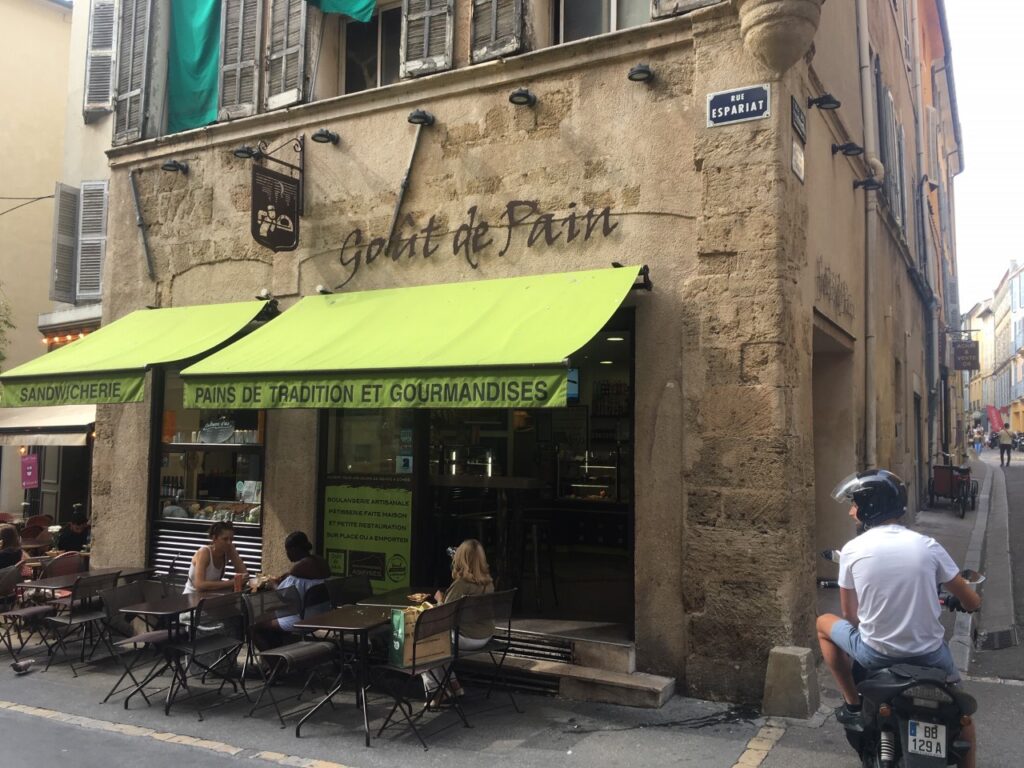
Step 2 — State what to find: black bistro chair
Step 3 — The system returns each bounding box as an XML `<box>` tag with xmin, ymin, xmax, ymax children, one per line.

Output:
<box><xmin>43</xmin><ymin>570</ymin><xmax>121</xmax><ymax>675</ymax></box>
<box><xmin>325</xmin><ymin>575</ymin><xmax>372</xmax><ymax>607</ymax></box>
<box><xmin>453</xmin><ymin>588</ymin><xmax>522</xmax><ymax>712</ymax></box>
<box><xmin>373</xmin><ymin>599</ymin><xmax>466</xmax><ymax>750</ymax></box>
<box><xmin>241</xmin><ymin>588</ymin><xmax>337</xmax><ymax>727</ymax></box>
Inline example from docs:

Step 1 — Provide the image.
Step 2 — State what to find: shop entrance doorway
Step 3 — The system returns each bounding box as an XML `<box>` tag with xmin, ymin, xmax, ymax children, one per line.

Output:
<box><xmin>812</xmin><ymin>318</ymin><xmax>855</xmax><ymax>579</ymax></box>
<box><xmin>318</xmin><ymin>313</ymin><xmax>636</xmax><ymax>630</ymax></box>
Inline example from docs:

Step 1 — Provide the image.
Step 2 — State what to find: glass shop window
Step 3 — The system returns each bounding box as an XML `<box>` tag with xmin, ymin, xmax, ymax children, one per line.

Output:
<box><xmin>325</xmin><ymin>409</ymin><xmax>415</xmax><ymax>476</ymax></box>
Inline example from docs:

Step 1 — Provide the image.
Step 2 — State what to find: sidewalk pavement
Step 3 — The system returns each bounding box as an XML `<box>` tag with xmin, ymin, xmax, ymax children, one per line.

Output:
<box><xmin>0</xmin><ymin>648</ymin><xmax>766</xmax><ymax>768</ymax></box>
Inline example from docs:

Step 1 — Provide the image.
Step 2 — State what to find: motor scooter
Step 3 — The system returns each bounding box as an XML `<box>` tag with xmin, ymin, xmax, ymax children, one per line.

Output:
<box><xmin>820</xmin><ymin>559</ymin><xmax>985</xmax><ymax>767</ymax></box>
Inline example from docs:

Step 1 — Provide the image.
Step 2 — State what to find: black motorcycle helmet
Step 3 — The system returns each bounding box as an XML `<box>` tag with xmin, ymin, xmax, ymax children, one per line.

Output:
<box><xmin>831</xmin><ymin>469</ymin><xmax>907</xmax><ymax>526</ymax></box>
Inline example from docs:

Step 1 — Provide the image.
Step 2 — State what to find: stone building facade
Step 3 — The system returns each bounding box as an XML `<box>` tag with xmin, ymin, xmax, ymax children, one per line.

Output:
<box><xmin>30</xmin><ymin>0</ymin><xmax>964</xmax><ymax>701</ymax></box>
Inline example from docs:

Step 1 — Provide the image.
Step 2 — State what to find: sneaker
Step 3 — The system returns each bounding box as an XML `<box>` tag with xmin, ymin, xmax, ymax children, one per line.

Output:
<box><xmin>835</xmin><ymin>704</ymin><xmax>864</xmax><ymax>731</ymax></box>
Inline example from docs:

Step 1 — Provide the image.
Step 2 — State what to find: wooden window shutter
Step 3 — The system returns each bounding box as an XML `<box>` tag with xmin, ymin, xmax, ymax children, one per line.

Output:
<box><xmin>113</xmin><ymin>0</ymin><xmax>151</xmax><ymax>145</ymax></box>
<box><xmin>471</xmin><ymin>0</ymin><xmax>521</xmax><ymax>63</ymax></box>
<box><xmin>926</xmin><ymin>106</ymin><xmax>940</xmax><ymax>189</ymax></box>
<box><xmin>76</xmin><ymin>182</ymin><xmax>108</xmax><ymax>301</ymax></box>
<box><xmin>266</xmin><ymin>0</ymin><xmax>308</xmax><ymax>110</ymax></box>
<box><xmin>895</xmin><ymin>123</ymin><xmax>906</xmax><ymax>226</ymax></box>
<box><xmin>401</xmin><ymin>0</ymin><xmax>453</xmax><ymax>78</ymax></box>
<box><xmin>220</xmin><ymin>0</ymin><xmax>263</xmax><ymax>119</ymax></box>
<box><xmin>651</xmin><ymin>0</ymin><xmax>717</xmax><ymax>21</ymax></box>
<box><xmin>50</xmin><ymin>183</ymin><xmax>79</xmax><ymax>304</ymax></box>
<box><xmin>84</xmin><ymin>0</ymin><xmax>116</xmax><ymax>118</ymax></box>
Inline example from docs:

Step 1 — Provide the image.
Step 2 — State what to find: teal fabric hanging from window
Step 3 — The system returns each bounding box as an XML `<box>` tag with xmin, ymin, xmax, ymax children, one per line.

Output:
<box><xmin>167</xmin><ymin>0</ymin><xmax>222</xmax><ymax>134</ymax></box>
<box><xmin>309</xmin><ymin>0</ymin><xmax>375</xmax><ymax>23</ymax></box>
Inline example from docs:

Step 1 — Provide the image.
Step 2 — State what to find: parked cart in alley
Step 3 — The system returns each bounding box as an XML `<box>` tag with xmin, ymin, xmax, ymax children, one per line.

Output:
<box><xmin>928</xmin><ymin>452</ymin><xmax>977</xmax><ymax>518</ymax></box>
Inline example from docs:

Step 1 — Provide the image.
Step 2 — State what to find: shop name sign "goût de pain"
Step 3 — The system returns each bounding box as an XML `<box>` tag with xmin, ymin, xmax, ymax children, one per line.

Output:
<box><xmin>335</xmin><ymin>200</ymin><xmax>620</xmax><ymax>289</ymax></box>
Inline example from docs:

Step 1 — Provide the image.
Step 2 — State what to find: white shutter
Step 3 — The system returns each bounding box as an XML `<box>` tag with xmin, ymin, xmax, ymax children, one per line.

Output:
<box><xmin>50</xmin><ymin>183</ymin><xmax>79</xmax><ymax>304</ymax></box>
<box><xmin>651</xmin><ymin>0</ymin><xmax>717</xmax><ymax>21</ymax></box>
<box><xmin>926</xmin><ymin>105</ymin><xmax>940</xmax><ymax>189</ymax></box>
<box><xmin>113</xmin><ymin>0</ymin><xmax>151</xmax><ymax>144</ymax></box>
<box><xmin>83</xmin><ymin>0</ymin><xmax>116</xmax><ymax>117</ymax></box>
<box><xmin>471</xmin><ymin>0</ymin><xmax>521</xmax><ymax>63</ymax></box>
<box><xmin>220</xmin><ymin>0</ymin><xmax>263</xmax><ymax>119</ymax></box>
<box><xmin>401</xmin><ymin>0</ymin><xmax>453</xmax><ymax>78</ymax></box>
<box><xmin>266</xmin><ymin>0</ymin><xmax>307</xmax><ymax>110</ymax></box>
<box><xmin>76</xmin><ymin>182</ymin><xmax>108</xmax><ymax>301</ymax></box>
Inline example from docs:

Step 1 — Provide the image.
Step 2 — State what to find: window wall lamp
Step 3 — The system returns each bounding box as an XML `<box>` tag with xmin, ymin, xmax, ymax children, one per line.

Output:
<box><xmin>832</xmin><ymin>142</ymin><xmax>864</xmax><ymax>157</ymax></box>
<box><xmin>160</xmin><ymin>159</ymin><xmax>189</xmax><ymax>174</ymax></box>
<box><xmin>853</xmin><ymin>177</ymin><xmax>884</xmax><ymax>191</ymax></box>
<box><xmin>407</xmin><ymin>109</ymin><xmax>435</xmax><ymax>126</ymax></box>
<box><xmin>509</xmin><ymin>88</ymin><xmax>537</xmax><ymax>107</ymax></box>
<box><xmin>627</xmin><ymin>64</ymin><xmax>654</xmax><ymax>83</ymax></box>
<box><xmin>311</xmin><ymin>128</ymin><xmax>340</xmax><ymax>145</ymax></box>
<box><xmin>807</xmin><ymin>93</ymin><xmax>841</xmax><ymax>110</ymax></box>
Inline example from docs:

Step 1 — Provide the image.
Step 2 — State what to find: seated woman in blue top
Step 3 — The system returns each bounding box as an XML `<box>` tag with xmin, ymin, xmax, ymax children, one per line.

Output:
<box><xmin>253</xmin><ymin>531</ymin><xmax>331</xmax><ymax>649</ymax></box>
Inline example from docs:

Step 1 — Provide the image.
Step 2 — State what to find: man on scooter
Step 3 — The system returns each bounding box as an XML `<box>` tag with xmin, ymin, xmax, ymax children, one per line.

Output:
<box><xmin>816</xmin><ymin>469</ymin><xmax>982</xmax><ymax>768</ymax></box>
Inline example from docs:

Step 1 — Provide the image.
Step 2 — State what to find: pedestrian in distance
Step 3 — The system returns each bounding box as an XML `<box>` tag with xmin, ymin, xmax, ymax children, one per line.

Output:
<box><xmin>972</xmin><ymin>425</ymin><xmax>984</xmax><ymax>457</ymax></box>
<box><xmin>998</xmin><ymin>423</ymin><xmax>1015</xmax><ymax>467</ymax></box>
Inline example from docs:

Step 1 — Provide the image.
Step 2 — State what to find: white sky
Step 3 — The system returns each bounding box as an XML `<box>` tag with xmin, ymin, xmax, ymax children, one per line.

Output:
<box><xmin>947</xmin><ymin>2</ymin><xmax>1024</xmax><ymax>310</ymax></box>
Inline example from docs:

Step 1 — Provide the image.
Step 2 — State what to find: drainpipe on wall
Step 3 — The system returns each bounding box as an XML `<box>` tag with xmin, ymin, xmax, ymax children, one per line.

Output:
<box><xmin>856</xmin><ymin>0</ymin><xmax>882</xmax><ymax>469</ymax></box>
<box><xmin>909</xmin><ymin>0</ymin><xmax>941</xmax><ymax>471</ymax></box>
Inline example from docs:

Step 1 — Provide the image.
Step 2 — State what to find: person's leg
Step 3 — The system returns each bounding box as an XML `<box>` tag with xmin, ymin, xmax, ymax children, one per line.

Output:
<box><xmin>959</xmin><ymin>720</ymin><xmax>976</xmax><ymax>768</ymax></box>
<box><xmin>816</xmin><ymin>614</ymin><xmax>860</xmax><ymax>705</ymax></box>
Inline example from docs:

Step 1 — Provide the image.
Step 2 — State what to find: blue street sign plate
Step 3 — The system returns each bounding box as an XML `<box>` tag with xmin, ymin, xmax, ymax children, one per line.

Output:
<box><xmin>707</xmin><ymin>84</ymin><xmax>771</xmax><ymax>128</ymax></box>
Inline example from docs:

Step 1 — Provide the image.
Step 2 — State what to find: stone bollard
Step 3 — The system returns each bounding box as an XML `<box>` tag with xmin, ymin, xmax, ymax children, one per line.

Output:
<box><xmin>761</xmin><ymin>645</ymin><xmax>820</xmax><ymax>719</ymax></box>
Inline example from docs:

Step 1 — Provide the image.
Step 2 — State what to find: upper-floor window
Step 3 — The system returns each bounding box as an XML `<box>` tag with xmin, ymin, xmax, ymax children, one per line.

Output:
<box><xmin>559</xmin><ymin>0</ymin><xmax>648</xmax><ymax>42</ymax></box>
<box><xmin>875</xmin><ymin>59</ymin><xmax>908</xmax><ymax>231</ymax></box>
<box><xmin>343</xmin><ymin>6</ymin><xmax>401</xmax><ymax>93</ymax></box>
<box><xmin>50</xmin><ymin>182</ymin><xmax>109</xmax><ymax>305</ymax></box>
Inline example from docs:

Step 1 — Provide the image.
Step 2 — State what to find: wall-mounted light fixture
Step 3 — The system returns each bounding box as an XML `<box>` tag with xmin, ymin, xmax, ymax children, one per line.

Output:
<box><xmin>627</xmin><ymin>64</ymin><xmax>654</xmax><ymax>83</ymax></box>
<box><xmin>255</xmin><ymin>288</ymin><xmax>274</xmax><ymax>300</ymax></box>
<box><xmin>315</xmin><ymin>284</ymin><xmax>333</xmax><ymax>295</ymax></box>
<box><xmin>832</xmin><ymin>142</ymin><xmax>864</xmax><ymax>157</ymax></box>
<box><xmin>407</xmin><ymin>109</ymin><xmax>435</xmax><ymax>126</ymax></box>
<box><xmin>232</xmin><ymin>144</ymin><xmax>264</xmax><ymax>160</ymax></box>
<box><xmin>807</xmin><ymin>93</ymin><xmax>841</xmax><ymax>110</ymax></box>
<box><xmin>160</xmin><ymin>159</ymin><xmax>189</xmax><ymax>174</ymax></box>
<box><xmin>853</xmin><ymin>177</ymin><xmax>884</xmax><ymax>191</ymax></box>
<box><xmin>509</xmin><ymin>88</ymin><xmax>537</xmax><ymax>107</ymax></box>
<box><xmin>311</xmin><ymin>128</ymin><xmax>340</xmax><ymax>145</ymax></box>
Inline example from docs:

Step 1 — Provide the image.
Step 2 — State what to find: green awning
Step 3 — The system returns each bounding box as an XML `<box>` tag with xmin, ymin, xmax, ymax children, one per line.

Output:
<box><xmin>181</xmin><ymin>267</ymin><xmax>639</xmax><ymax>409</ymax></box>
<box><xmin>0</xmin><ymin>302</ymin><xmax>269</xmax><ymax>407</ymax></box>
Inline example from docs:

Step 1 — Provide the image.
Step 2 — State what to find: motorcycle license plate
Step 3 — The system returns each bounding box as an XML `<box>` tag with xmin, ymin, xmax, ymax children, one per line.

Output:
<box><xmin>908</xmin><ymin>720</ymin><xmax>946</xmax><ymax>757</ymax></box>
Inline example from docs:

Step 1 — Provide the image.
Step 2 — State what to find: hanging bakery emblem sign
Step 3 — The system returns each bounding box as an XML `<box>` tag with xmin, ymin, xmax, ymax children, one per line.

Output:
<box><xmin>251</xmin><ymin>165</ymin><xmax>300</xmax><ymax>252</ymax></box>
<box><xmin>707</xmin><ymin>84</ymin><xmax>771</xmax><ymax>127</ymax></box>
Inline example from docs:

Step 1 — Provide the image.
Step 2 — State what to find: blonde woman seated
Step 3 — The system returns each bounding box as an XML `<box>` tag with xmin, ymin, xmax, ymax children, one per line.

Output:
<box><xmin>183</xmin><ymin>521</ymin><xmax>248</xmax><ymax>594</ymax></box>
<box><xmin>424</xmin><ymin>538</ymin><xmax>494</xmax><ymax>700</ymax></box>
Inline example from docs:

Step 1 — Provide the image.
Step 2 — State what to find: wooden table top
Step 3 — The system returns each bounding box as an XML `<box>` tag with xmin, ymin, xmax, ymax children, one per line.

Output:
<box><xmin>16</xmin><ymin>565</ymin><xmax>155</xmax><ymax>592</ymax></box>
<box><xmin>120</xmin><ymin>592</ymin><xmax>204</xmax><ymax>617</ymax></box>
<box><xmin>294</xmin><ymin>605</ymin><xmax>391</xmax><ymax>633</ymax></box>
<box><xmin>356</xmin><ymin>587</ymin><xmax>434</xmax><ymax>610</ymax></box>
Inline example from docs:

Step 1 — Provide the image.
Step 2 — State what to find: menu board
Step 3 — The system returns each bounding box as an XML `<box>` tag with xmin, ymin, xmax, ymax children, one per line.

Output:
<box><xmin>323</xmin><ymin>481</ymin><xmax>413</xmax><ymax>593</ymax></box>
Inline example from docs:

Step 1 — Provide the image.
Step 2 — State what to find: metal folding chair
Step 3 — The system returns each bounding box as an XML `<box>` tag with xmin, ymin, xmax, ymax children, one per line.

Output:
<box><xmin>373</xmin><ymin>600</ymin><xmax>466</xmax><ymax>750</ymax></box>
<box><xmin>454</xmin><ymin>589</ymin><xmax>522</xmax><ymax>712</ymax></box>
<box><xmin>44</xmin><ymin>571</ymin><xmax>121</xmax><ymax>675</ymax></box>
<box><xmin>325</xmin><ymin>575</ymin><xmax>372</xmax><ymax>607</ymax></box>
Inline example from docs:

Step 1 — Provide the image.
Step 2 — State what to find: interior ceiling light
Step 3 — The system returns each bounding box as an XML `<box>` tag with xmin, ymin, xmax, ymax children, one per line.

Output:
<box><xmin>607</xmin><ymin>336</ymin><xmax>625</xmax><ymax>342</ymax></box>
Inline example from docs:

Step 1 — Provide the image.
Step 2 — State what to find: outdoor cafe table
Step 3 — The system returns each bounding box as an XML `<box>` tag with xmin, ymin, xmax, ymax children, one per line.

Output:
<box><xmin>119</xmin><ymin>592</ymin><xmax>204</xmax><ymax>712</ymax></box>
<box><xmin>293</xmin><ymin>605</ymin><xmax>392</xmax><ymax>746</ymax></box>
<box><xmin>15</xmin><ymin>565</ymin><xmax>156</xmax><ymax>595</ymax></box>
<box><xmin>356</xmin><ymin>588</ymin><xmax>436</xmax><ymax>610</ymax></box>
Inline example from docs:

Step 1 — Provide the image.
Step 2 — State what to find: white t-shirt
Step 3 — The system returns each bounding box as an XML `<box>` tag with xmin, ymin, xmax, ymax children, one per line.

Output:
<box><xmin>838</xmin><ymin>524</ymin><xmax>959</xmax><ymax>657</ymax></box>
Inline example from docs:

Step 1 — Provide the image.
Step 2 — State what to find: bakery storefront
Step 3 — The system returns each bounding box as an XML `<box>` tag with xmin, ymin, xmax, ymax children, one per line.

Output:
<box><xmin>181</xmin><ymin>267</ymin><xmax>645</xmax><ymax>628</ymax></box>
<box><xmin>0</xmin><ymin>301</ymin><xmax>275</xmax><ymax>572</ymax></box>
